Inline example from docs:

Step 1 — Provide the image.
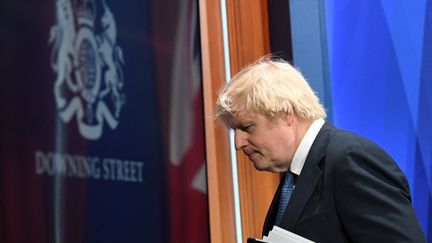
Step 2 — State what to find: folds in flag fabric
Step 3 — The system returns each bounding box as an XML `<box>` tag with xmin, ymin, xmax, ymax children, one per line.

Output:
<box><xmin>162</xmin><ymin>0</ymin><xmax>210</xmax><ymax>242</ymax></box>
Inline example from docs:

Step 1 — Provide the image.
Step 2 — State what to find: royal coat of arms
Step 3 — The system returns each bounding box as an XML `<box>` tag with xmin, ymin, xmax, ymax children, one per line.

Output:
<box><xmin>49</xmin><ymin>0</ymin><xmax>125</xmax><ymax>140</ymax></box>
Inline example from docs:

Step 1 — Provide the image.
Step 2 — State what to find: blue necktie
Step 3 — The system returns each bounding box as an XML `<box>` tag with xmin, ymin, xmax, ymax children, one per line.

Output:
<box><xmin>275</xmin><ymin>171</ymin><xmax>295</xmax><ymax>225</ymax></box>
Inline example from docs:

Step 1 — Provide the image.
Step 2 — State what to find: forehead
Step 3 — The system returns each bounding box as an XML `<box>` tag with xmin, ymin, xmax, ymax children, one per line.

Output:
<box><xmin>227</xmin><ymin>112</ymin><xmax>256</xmax><ymax>127</ymax></box>
<box><xmin>229</xmin><ymin>112</ymin><xmax>277</xmax><ymax>128</ymax></box>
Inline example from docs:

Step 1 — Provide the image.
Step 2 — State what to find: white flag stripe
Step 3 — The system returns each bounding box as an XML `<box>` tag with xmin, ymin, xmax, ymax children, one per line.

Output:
<box><xmin>191</xmin><ymin>162</ymin><xmax>207</xmax><ymax>194</ymax></box>
<box><xmin>169</xmin><ymin>0</ymin><xmax>200</xmax><ymax>166</ymax></box>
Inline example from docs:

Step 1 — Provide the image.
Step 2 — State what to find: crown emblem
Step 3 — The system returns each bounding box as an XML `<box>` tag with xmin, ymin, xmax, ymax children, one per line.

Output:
<box><xmin>76</xmin><ymin>0</ymin><xmax>97</xmax><ymax>27</ymax></box>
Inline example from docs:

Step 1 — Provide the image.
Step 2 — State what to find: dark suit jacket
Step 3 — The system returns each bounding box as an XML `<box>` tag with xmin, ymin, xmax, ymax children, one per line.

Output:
<box><xmin>262</xmin><ymin>123</ymin><xmax>426</xmax><ymax>243</ymax></box>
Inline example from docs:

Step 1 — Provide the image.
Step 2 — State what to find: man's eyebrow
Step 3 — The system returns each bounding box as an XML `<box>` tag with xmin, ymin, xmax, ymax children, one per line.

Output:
<box><xmin>232</xmin><ymin>121</ymin><xmax>254</xmax><ymax>129</ymax></box>
<box><xmin>228</xmin><ymin>121</ymin><xmax>241</xmax><ymax>129</ymax></box>
<box><xmin>228</xmin><ymin>115</ymin><xmax>254</xmax><ymax>128</ymax></box>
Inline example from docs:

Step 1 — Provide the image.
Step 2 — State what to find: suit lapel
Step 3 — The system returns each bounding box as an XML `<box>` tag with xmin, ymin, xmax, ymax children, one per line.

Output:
<box><xmin>280</xmin><ymin>123</ymin><xmax>336</xmax><ymax>229</ymax></box>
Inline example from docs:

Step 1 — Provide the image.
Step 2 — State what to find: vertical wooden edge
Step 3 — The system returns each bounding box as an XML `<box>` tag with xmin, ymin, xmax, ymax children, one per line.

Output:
<box><xmin>225</xmin><ymin>0</ymin><xmax>280</xmax><ymax>241</ymax></box>
<box><xmin>260</xmin><ymin>0</ymin><xmax>271</xmax><ymax>55</ymax></box>
<box><xmin>200</xmin><ymin>0</ymin><xmax>281</xmax><ymax>242</ymax></box>
<box><xmin>199</xmin><ymin>1</ymin><xmax>237</xmax><ymax>243</ymax></box>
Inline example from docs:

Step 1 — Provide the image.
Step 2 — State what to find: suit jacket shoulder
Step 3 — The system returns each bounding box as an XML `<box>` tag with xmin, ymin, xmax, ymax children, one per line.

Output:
<box><xmin>263</xmin><ymin>123</ymin><xmax>426</xmax><ymax>243</ymax></box>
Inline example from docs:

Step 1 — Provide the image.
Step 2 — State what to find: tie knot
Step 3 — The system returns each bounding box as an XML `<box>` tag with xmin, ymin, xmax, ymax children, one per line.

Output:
<box><xmin>284</xmin><ymin>171</ymin><xmax>295</xmax><ymax>186</ymax></box>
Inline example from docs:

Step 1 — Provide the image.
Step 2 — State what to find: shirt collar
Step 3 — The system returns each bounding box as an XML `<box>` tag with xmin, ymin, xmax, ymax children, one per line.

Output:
<box><xmin>290</xmin><ymin>118</ymin><xmax>325</xmax><ymax>176</ymax></box>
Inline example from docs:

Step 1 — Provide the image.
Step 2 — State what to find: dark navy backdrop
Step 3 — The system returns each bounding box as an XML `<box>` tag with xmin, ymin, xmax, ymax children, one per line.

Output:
<box><xmin>0</xmin><ymin>1</ymin><xmax>209</xmax><ymax>243</ymax></box>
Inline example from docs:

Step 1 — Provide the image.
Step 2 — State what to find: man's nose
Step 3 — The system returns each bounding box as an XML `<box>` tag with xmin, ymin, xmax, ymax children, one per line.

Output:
<box><xmin>234</xmin><ymin>130</ymin><xmax>248</xmax><ymax>150</ymax></box>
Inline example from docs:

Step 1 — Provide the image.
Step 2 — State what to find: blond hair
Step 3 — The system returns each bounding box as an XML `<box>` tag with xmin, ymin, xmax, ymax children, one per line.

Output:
<box><xmin>216</xmin><ymin>57</ymin><xmax>326</xmax><ymax>124</ymax></box>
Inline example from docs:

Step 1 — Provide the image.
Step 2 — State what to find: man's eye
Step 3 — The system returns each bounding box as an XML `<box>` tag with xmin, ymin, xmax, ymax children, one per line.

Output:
<box><xmin>242</xmin><ymin>125</ymin><xmax>254</xmax><ymax>133</ymax></box>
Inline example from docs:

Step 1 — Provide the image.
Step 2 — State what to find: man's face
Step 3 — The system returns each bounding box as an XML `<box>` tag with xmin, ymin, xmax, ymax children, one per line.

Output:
<box><xmin>231</xmin><ymin>112</ymin><xmax>298</xmax><ymax>173</ymax></box>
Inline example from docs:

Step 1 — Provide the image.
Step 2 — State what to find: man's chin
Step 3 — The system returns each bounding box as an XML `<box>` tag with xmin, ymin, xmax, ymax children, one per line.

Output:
<box><xmin>252</xmin><ymin>161</ymin><xmax>269</xmax><ymax>172</ymax></box>
<box><xmin>252</xmin><ymin>162</ymin><xmax>281</xmax><ymax>173</ymax></box>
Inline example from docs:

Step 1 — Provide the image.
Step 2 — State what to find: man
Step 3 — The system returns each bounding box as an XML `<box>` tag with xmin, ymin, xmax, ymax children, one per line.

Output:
<box><xmin>216</xmin><ymin>57</ymin><xmax>426</xmax><ymax>242</ymax></box>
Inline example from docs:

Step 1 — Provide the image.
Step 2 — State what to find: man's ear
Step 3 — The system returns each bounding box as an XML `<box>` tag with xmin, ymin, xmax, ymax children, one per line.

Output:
<box><xmin>286</xmin><ymin>111</ymin><xmax>295</xmax><ymax>126</ymax></box>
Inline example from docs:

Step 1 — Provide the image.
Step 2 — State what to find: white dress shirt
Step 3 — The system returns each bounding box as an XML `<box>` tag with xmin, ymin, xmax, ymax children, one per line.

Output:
<box><xmin>290</xmin><ymin>118</ymin><xmax>325</xmax><ymax>176</ymax></box>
